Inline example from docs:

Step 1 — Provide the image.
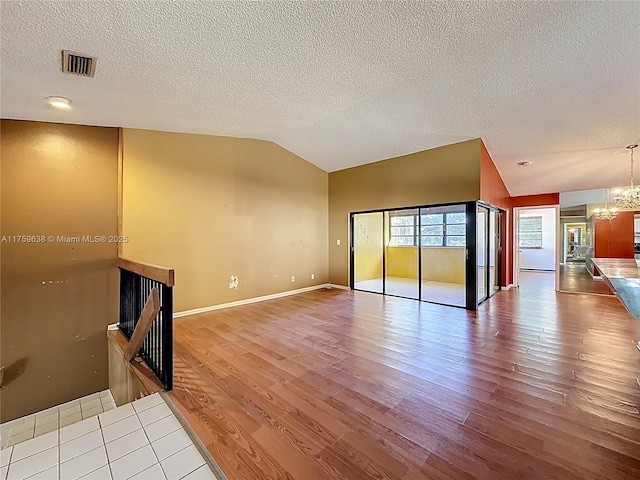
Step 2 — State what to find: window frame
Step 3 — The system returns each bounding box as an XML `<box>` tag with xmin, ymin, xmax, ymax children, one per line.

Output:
<box><xmin>388</xmin><ymin>214</ymin><xmax>418</xmax><ymax>246</ymax></box>
<box><xmin>442</xmin><ymin>212</ymin><xmax>466</xmax><ymax>247</ymax></box>
<box><xmin>388</xmin><ymin>212</ymin><xmax>466</xmax><ymax>247</ymax></box>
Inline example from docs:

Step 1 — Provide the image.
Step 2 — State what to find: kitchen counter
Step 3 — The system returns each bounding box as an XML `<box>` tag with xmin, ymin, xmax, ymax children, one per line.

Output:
<box><xmin>591</xmin><ymin>258</ymin><xmax>640</xmax><ymax>320</ymax></box>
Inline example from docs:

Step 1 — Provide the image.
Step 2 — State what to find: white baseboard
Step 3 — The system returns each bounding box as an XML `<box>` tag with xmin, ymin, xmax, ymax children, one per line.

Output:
<box><xmin>174</xmin><ymin>284</ymin><xmax>332</xmax><ymax>318</ymax></box>
<box><xmin>502</xmin><ymin>284</ymin><xmax>516</xmax><ymax>290</ymax></box>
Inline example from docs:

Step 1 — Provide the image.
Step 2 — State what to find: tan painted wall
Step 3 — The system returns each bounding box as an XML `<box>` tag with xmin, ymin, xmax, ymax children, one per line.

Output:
<box><xmin>121</xmin><ymin>129</ymin><xmax>328</xmax><ymax>312</ymax></box>
<box><xmin>328</xmin><ymin>139</ymin><xmax>481</xmax><ymax>286</ymax></box>
<box><xmin>1</xmin><ymin>120</ymin><xmax>118</xmax><ymax>422</ymax></box>
<box><xmin>353</xmin><ymin>213</ymin><xmax>383</xmax><ymax>281</ymax></box>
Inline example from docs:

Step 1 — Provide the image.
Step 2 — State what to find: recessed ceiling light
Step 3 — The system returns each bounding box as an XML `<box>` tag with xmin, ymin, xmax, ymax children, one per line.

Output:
<box><xmin>46</xmin><ymin>96</ymin><xmax>72</xmax><ymax>110</ymax></box>
<box><xmin>517</xmin><ymin>161</ymin><xmax>532</xmax><ymax>166</ymax></box>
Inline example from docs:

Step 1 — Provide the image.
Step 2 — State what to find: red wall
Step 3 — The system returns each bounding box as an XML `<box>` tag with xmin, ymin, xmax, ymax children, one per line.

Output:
<box><xmin>479</xmin><ymin>141</ymin><xmax>512</xmax><ymax>285</ymax></box>
<box><xmin>594</xmin><ymin>212</ymin><xmax>635</xmax><ymax>258</ymax></box>
<box><xmin>511</xmin><ymin>193</ymin><xmax>560</xmax><ymax>208</ymax></box>
<box><xmin>480</xmin><ymin>141</ymin><xmax>510</xmax><ymax>209</ymax></box>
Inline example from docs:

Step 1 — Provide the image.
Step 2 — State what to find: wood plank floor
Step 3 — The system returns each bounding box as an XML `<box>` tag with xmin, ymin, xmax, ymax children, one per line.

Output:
<box><xmin>169</xmin><ymin>278</ymin><xmax>640</xmax><ymax>479</ymax></box>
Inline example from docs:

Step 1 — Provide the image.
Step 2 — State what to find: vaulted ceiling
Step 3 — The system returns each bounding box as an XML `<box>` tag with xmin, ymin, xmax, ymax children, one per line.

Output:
<box><xmin>1</xmin><ymin>1</ymin><xmax>639</xmax><ymax>196</ymax></box>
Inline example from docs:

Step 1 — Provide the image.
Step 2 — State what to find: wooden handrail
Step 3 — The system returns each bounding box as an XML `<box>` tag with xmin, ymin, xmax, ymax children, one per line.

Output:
<box><xmin>118</xmin><ymin>258</ymin><xmax>175</xmax><ymax>286</ymax></box>
<box><xmin>117</xmin><ymin>259</ymin><xmax>174</xmax><ymax>390</ymax></box>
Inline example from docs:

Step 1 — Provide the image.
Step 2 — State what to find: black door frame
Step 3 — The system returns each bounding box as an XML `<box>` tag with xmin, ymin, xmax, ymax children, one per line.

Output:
<box><xmin>350</xmin><ymin>201</ymin><xmax>476</xmax><ymax>309</ymax></box>
<box><xmin>349</xmin><ymin>201</ymin><xmax>505</xmax><ymax>310</ymax></box>
<box><xmin>475</xmin><ymin>201</ymin><xmax>505</xmax><ymax>307</ymax></box>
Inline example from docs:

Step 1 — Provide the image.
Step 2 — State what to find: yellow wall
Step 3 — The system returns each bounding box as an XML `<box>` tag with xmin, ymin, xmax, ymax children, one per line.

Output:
<box><xmin>385</xmin><ymin>247</ymin><xmax>418</xmax><ymax>278</ymax></box>
<box><xmin>385</xmin><ymin>247</ymin><xmax>465</xmax><ymax>283</ymax></box>
<box><xmin>1</xmin><ymin>120</ymin><xmax>118</xmax><ymax>421</ymax></box>
<box><xmin>421</xmin><ymin>247</ymin><xmax>465</xmax><ymax>283</ymax></box>
<box><xmin>353</xmin><ymin>213</ymin><xmax>383</xmax><ymax>281</ymax></box>
<box><xmin>329</xmin><ymin>139</ymin><xmax>481</xmax><ymax>286</ymax></box>
<box><xmin>121</xmin><ymin>129</ymin><xmax>328</xmax><ymax>312</ymax></box>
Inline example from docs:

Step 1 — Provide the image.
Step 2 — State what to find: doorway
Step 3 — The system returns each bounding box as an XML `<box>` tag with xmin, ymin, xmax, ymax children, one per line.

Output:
<box><xmin>564</xmin><ymin>223</ymin><xmax>587</xmax><ymax>263</ymax></box>
<box><xmin>513</xmin><ymin>206</ymin><xmax>559</xmax><ymax>290</ymax></box>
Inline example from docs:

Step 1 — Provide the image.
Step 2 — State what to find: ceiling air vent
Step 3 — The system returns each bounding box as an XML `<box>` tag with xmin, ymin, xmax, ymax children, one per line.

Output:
<box><xmin>61</xmin><ymin>50</ymin><xmax>96</xmax><ymax>77</ymax></box>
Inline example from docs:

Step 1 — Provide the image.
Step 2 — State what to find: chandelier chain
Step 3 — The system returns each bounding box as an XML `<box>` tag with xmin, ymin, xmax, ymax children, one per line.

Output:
<box><xmin>614</xmin><ymin>144</ymin><xmax>640</xmax><ymax>210</ymax></box>
<box><xmin>631</xmin><ymin>146</ymin><xmax>635</xmax><ymax>189</ymax></box>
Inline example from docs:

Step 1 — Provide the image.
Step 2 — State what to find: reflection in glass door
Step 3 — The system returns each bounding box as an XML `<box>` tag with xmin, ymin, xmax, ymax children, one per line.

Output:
<box><xmin>352</xmin><ymin>212</ymin><xmax>384</xmax><ymax>293</ymax></box>
<box><xmin>477</xmin><ymin>205</ymin><xmax>489</xmax><ymax>303</ymax></box>
<box><xmin>477</xmin><ymin>205</ymin><xmax>501</xmax><ymax>305</ymax></box>
<box><xmin>489</xmin><ymin>210</ymin><xmax>500</xmax><ymax>295</ymax></box>
<box><xmin>385</xmin><ymin>210</ymin><xmax>419</xmax><ymax>299</ymax></box>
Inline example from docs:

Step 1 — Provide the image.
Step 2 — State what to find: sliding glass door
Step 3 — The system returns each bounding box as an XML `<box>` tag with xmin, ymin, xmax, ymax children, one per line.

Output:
<box><xmin>385</xmin><ymin>209</ymin><xmax>419</xmax><ymax>299</ymax></box>
<box><xmin>476</xmin><ymin>204</ymin><xmax>502</xmax><ymax>305</ymax></box>
<box><xmin>477</xmin><ymin>205</ymin><xmax>489</xmax><ymax>303</ymax></box>
<box><xmin>351</xmin><ymin>203</ymin><xmax>469</xmax><ymax>307</ymax></box>
<box><xmin>421</xmin><ymin>205</ymin><xmax>466</xmax><ymax>307</ymax></box>
<box><xmin>352</xmin><ymin>212</ymin><xmax>384</xmax><ymax>293</ymax></box>
<box><xmin>489</xmin><ymin>210</ymin><xmax>501</xmax><ymax>296</ymax></box>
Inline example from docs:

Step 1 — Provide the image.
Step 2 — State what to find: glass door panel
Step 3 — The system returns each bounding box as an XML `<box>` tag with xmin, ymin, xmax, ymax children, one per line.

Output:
<box><xmin>477</xmin><ymin>205</ymin><xmax>489</xmax><ymax>303</ymax></box>
<box><xmin>352</xmin><ymin>212</ymin><xmax>384</xmax><ymax>293</ymax></box>
<box><xmin>385</xmin><ymin>209</ymin><xmax>419</xmax><ymax>299</ymax></box>
<box><xmin>489</xmin><ymin>210</ymin><xmax>500</xmax><ymax>296</ymax></box>
<box><xmin>420</xmin><ymin>205</ymin><xmax>466</xmax><ymax>307</ymax></box>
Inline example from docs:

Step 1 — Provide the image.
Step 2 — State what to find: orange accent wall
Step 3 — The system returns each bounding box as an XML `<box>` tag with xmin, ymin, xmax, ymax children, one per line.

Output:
<box><xmin>594</xmin><ymin>212</ymin><xmax>635</xmax><ymax>258</ymax></box>
<box><xmin>479</xmin><ymin>141</ymin><xmax>511</xmax><ymax>286</ymax></box>
<box><xmin>511</xmin><ymin>193</ymin><xmax>560</xmax><ymax>208</ymax></box>
<box><xmin>480</xmin><ymin>141</ymin><xmax>510</xmax><ymax>209</ymax></box>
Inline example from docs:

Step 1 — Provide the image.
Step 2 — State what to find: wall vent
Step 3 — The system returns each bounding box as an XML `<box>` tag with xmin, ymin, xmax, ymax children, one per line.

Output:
<box><xmin>61</xmin><ymin>50</ymin><xmax>96</xmax><ymax>77</ymax></box>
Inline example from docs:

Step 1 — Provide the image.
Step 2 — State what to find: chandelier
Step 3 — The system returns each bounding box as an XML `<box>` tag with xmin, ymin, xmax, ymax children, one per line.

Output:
<box><xmin>615</xmin><ymin>144</ymin><xmax>640</xmax><ymax>209</ymax></box>
<box><xmin>594</xmin><ymin>188</ymin><xmax>618</xmax><ymax>221</ymax></box>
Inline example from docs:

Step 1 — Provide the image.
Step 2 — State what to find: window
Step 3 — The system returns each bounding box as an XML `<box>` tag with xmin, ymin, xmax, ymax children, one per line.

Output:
<box><xmin>389</xmin><ymin>212</ymin><xmax>466</xmax><ymax>247</ymax></box>
<box><xmin>444</xmin><ymin>212</ymin><xmax>466</xmax><ymax>246</ymax></box>
<box><xmin>389</xmin><ymin>214</ymin><xmax>416</xmax><ymax>246</ymax></box>
<box><xmin>519</xmin><ymin>216</ymin><xmax>543</xmax><ymax>248</ymax></box>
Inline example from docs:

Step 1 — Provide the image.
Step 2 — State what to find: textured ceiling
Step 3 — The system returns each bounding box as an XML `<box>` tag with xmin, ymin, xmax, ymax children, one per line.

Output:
<box><xmin>1</xmin><ymin>1</ymin><xmax>639</xmax><ymax>196</ymax></box>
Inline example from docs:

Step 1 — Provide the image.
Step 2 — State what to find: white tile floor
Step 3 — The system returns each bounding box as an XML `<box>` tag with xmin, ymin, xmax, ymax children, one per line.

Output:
<box><xmin>1</xmin><ymin>391</ymin><xmax>116</xmax><ymax>449</ymax></box>
<box><xmin>0</xmin><ymin>393</ymin><xmax>216</xmax><ymax>480</ymax></box>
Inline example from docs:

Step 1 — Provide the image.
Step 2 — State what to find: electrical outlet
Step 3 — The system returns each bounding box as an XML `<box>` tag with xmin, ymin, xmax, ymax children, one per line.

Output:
<box><xmin>311</xmin><ymin>273</ymin><xmax>315</xmax><ymax>280</ymax></box>
<box><xmin>291</xmin><ymin>276</ymin><xmax>295</xmax><ymax>282</ymax></box>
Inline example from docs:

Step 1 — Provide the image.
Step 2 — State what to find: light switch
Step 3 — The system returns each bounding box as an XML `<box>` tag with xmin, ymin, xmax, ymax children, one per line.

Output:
<box><xmin>336</xmin><ymin>239</ymin><xmax>341</xmax><ymax>245</ymax></box>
